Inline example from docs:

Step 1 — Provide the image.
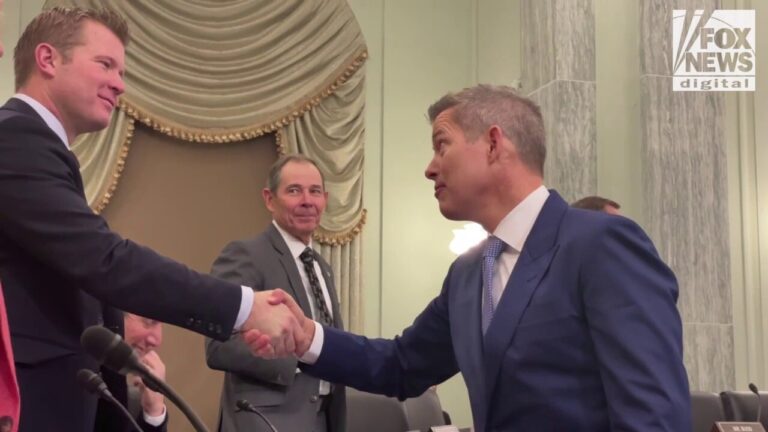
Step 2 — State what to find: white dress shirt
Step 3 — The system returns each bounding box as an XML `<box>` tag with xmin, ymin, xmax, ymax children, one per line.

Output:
<box><xmin>484</xmin><ymin>185</ymin><xmax>549</xmax><ymax>310</ymax></box>
<box><xmin>272</xmin><ymin>221</ymin><xmax>333</xmax><ymax>395</ymax></box>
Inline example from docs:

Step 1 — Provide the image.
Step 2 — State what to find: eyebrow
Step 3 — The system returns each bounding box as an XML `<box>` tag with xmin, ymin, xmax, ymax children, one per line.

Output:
<box><xmin>286</xmin><ymin>183</ymin><xmax>323</xmax><ymax>189</ymax></box>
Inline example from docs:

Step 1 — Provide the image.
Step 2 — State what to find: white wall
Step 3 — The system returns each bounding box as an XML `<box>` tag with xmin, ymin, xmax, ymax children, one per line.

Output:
<box><xmin>0</xmin><ymin>0</ymin><xmax>44</xmax><ymax>98</ymax></box>
<box><xmin>347</xmin><ymin>0</ymin><xmax>521</xmax><ymax>426</ymax></box>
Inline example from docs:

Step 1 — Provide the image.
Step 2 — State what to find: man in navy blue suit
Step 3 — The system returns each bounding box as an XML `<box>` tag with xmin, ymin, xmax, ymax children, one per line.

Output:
<box><xmin>253</xmin><ymin>84</ymin><xmax>691</xmax><ymax>431</ymax></box>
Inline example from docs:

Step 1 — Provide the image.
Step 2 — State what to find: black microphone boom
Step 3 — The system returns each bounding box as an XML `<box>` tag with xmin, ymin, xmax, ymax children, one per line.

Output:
<box><xmin>81</xmin><ymin>325</ymin><xmax>209</xmax><ymax>432</ymax></box>
<box><xmin>236</xmin><ymin>399</ymin><xmax>278</xmax><ymax>432</ymax></box>
<box><xmin>76</xmin><ymin>369</ymin><xmax>145</xmax><ymax>432</ymax></box>
<box><xmin>750</xmin><ymin>383</ymin><xmax>763</xmax><ymax>424</ymax></box>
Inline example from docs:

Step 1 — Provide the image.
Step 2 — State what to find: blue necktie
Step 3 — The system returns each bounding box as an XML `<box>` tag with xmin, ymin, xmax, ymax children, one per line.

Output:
<box><xmin>482</xmin><ymin>236</ymin><xmax>505</xmax><ymax>334</ymax></box>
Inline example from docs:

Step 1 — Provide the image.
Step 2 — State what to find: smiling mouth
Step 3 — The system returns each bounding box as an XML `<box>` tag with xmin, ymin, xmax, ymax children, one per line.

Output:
<box><xmin>434</xmin><ymin>185</ymin><xmax>445</xmax><ymax>197</ymax></box>
<box><xmin>99</xmin><ymin>96</ymin><xmax>115</xmax><ymax>109</ymax></box>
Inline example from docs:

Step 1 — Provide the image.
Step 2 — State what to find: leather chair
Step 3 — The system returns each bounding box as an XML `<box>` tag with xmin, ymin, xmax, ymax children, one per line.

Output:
<box><xmin>345</xmin><ymin>387</ymin><xmax>448</xmax><ymax>432</ymax></box>
<box><xmin>345</xmin><ymin>388</ymin><xmax>409</xmax><ymax>432</ymax></box>
<box><xmin>402</xmin><ymin>387</ymin><xmax>447</xmax><ymax>431</ymax></box>
<box><xmin>691</xmin><ymin>391</ymin><xmax>726</xmax><ymax>432</ymax></box>
<box><xmin>720</xmin><ymin>390</ymin><xmax>768</xmax><ymax>428</ymax></box>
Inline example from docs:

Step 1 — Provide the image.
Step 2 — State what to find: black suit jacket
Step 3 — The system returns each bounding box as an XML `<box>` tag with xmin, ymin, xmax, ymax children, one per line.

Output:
<box><xmin>0</xmin><ymin>97</ymin><xmax>242</xmax><ymax>431</ymax></box>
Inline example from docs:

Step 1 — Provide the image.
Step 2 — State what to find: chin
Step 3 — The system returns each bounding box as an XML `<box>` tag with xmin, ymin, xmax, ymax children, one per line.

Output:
<box><xmin>438</xmin><ymin>204</ymin><xmax>464</xmax><ymax>221</ymax></box>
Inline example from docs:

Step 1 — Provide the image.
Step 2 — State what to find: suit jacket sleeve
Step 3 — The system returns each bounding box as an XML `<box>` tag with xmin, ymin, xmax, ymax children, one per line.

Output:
<box><xmin>300</xmin><ymin>265</ymin><xmax>460</xmax><ymax>399</ymax></box>
<box><xmin>205</xmin><ymin>241</ymin><xmax>298</xmax><ymax>386</ymax></box>
<box><xmin>0</xmin><ymin>112</ymin><xmax>241</xmax><ymax>340</ymax></box>
<box><xmin>582</xmin><ymin>217</ymin><xmax>690</xmax><ymax>431</ymax></box>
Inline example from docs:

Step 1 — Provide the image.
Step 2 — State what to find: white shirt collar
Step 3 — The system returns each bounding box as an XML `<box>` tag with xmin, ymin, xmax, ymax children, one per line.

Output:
<box><xmin>272</xmin><ymin>220</ymin><xmax>314</xmax><ymax>259</ymax></box>
<box><xmin>493</xmin><ymin>185</ymin><xmax>550</xmax><ymax>253</ymax></box>
<box><xmin>13</xmin><ymin>94</ymin><xmax>70</xmax><ymax>148</ymax></box>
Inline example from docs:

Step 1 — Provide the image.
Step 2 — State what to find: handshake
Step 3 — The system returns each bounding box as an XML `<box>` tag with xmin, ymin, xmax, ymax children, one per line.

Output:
<box><xmin>240</xmin><ymin>289</ymin><xmax>315</xmax><ymax>359</ymax></box>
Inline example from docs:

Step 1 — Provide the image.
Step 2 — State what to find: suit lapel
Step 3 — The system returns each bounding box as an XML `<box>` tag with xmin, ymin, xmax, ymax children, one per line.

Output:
<box><xmin>457</xmin><ymin>254</ymin><xmax>486</xmax><ymax>407</ymax></box>
<box><xmin>266</xmin><ymin>225</ymin><xmax>313</xmax><ymax>316</ymax></box>
<box><xmin>481</xmin><ymin>191</ymin><xmax>568</xmax><ymax>405</ymax></box>
<box><xmin>2</xmin><ymin>98</ymin><xmax>83</xmax><ymax>189</ymax></box>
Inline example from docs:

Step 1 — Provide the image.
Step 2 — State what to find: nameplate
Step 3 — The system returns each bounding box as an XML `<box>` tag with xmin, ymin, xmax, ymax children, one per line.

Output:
<box><xmin>712</xmin><ymin>422</ymin><xmax>767</xmax><ymax>432</ymax></box>
<box><xmin>429</xmin><ymin>426</ymin><xmax>462</xmax><ymax>432</ymax></box>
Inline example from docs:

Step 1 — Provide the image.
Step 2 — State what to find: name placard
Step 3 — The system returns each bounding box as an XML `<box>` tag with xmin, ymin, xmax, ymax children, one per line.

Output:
<box><xmin>713</xmin><ymin>422</ymin><xmax>767</xmax><ymax>432</ymax></box>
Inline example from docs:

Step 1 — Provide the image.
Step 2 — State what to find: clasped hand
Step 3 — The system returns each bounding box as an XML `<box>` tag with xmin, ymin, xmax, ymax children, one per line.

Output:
<box><xmin>240</xmin><ymin>289</ymin><xmax>315</xmax><ymax>359</ymax></box>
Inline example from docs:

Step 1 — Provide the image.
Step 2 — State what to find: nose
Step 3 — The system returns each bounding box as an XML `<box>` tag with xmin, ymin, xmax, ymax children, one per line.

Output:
<box><xmin>146</xmin><ymin>326</ymin><xmax>162</xmax><ymax>349</ymax></box>
<box><xmin>425</xmin><ymin>156</ymin><xmax>438</xmax><ymax>181</ymax></box>
<box><xmin>111</xmin><ymin>73</ymin><xmax>125</xmax><ymax>96</ymax></box>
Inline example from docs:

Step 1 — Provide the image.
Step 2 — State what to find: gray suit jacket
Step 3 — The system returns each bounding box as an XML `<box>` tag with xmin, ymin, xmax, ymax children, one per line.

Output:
<box><xmin>206</xmin><ymin>224</ymin><xmax>345</xmax><ymax>432</ymax></box>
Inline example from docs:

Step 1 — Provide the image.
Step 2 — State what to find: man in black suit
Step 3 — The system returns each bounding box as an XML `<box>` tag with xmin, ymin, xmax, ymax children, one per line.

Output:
<box><xmin>0</xmin><ymin>7</ymin><xmax>303</xmax><ymax>431</ymax></box>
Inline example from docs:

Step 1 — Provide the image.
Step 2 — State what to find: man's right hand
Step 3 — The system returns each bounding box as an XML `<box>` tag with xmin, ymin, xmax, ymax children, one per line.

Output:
<box><xmin>241</xmin><ymin>289</ymin><xmax>304</xmax><ymax>358</ymax></box>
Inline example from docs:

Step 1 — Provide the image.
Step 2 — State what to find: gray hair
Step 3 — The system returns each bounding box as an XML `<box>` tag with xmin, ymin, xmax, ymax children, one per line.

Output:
<box><xmin>266</xmin><ymin>154</ymin><xmax>325</xmax><ymax>193</ymax></box>
<box><xmin>427</xmin><ymin>84</ymin><xmax>546</xmax><ymax>175</ymax></box>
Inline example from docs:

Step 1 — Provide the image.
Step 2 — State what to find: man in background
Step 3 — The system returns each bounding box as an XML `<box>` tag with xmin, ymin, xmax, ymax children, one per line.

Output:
<box><xmin>0</xmin><ymin>7</ymin><xmax>302</xmax><ymax>430</ymax></box>
<box><xmin>572</xmin><ymin>195</ymin><xmax>621</xmax><ymax>215</ymax></box>
<box><xmin>258</xmin><ymin>85</ymin><xmax>690</xmax><ymax>431</ymax></box>
<box><xmin>94</xmin><ymin>312</ymin><xmax>168</xmax><ymax>432</ymax></box>
<box><xmin>125</xmin><ymin>313</ymin><xmax>167</xmax><ymax>431</ymax></box>
<box><xmin>207</xmin><ymin>155</ymin><xmax>345</xmax><ymax>432</ymax></box>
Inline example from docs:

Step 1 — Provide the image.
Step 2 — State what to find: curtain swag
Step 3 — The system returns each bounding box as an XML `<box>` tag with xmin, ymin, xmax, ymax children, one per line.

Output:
<box><xmin>47</xmin><ymin>0</ymin><xmax>368</xmax><ymax>246</ymax></box>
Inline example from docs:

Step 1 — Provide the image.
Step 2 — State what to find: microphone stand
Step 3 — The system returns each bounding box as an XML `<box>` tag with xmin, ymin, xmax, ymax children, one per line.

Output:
<box><xmin>81</xmin><ymin>326</ymin><xmax>209</xmax><ymax>432</ymax></box>
<box><xmin>236</xmin><ymin>399</ymin><xmax>279</xmax><ymax>432</ymax></box>
<box><xmin>750</xmin><ymin>383</ymin><xmax>763</xmax><ymax>424</ymax></box>
<box><xmin>137</xmin><ymin>367</ymin><xmax>209</xmax><ymax>432</ymax></box>
<box><xmin>76</xmin><ymin>369</ymin><xmax>145</xmax><ymax>432</ymax></box>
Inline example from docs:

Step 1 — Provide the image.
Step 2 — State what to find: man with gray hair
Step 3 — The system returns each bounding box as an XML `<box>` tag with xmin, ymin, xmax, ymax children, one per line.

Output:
<box><xmin>207</xmin><ymin>154</ymin><xmax>345</xmax><ymax>432</ymax></box>
<box><xmin>257</xmin><ymin>84</ymin><xmax>691</xmax><ymax>431</ymax></box>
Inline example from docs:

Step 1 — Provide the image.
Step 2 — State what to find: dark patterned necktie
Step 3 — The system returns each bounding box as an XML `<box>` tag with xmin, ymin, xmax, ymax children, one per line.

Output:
<box><xmin>299</xmin><ymin>248</ymin><xmax>334</xmax><ymax>326</ymax></box>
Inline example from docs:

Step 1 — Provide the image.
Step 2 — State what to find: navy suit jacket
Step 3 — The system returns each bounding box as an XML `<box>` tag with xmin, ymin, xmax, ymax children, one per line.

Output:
<box><xmin>302</xmin><ymin>191</ymin><xmax>690</xmax><ymax>431</ymax></box>
<box><xmin>0</xmin><ymin>98</ymin><xmax>242</xmax><ymax>431</ymax></box>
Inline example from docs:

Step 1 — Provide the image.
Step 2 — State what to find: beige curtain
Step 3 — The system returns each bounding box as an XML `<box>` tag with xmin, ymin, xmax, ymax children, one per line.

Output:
<box><xmin>45</xmin><ymin>0</ymin><xmax>367</xmax><ymax>331</ymax></box>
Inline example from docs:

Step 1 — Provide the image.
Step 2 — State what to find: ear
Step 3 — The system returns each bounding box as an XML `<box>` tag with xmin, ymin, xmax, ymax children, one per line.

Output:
<box><xmin>487</xmin><ymin>125</ymin><xmax>504</xmax><ymax>161</ymax></box>
<box><xmin>262</xmin><ymin>188</ymin><xmax>275</xmax><ymax>211</ymax></box>
<box><xmin>35</xmin><ymin>43</ymin><xmax>59</xmax><ymax>79</ymax></box>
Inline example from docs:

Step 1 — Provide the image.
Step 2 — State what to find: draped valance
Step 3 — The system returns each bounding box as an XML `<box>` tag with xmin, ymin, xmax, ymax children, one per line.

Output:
<box><xmin>44</xmin><ymin>0</ymin><xmax>367</xmax><ymax>245</ymax></box>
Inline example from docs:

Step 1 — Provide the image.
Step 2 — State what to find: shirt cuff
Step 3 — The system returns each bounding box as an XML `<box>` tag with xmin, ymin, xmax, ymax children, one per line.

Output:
<box><xmin>143</xmin><ymin>405</ymin><xmax>167</xmax><ymax>426</ymax></box>
<box><xmin>299</xmin><ymin>321</ymin><xmax>324</xmax><ymax>364</ymax></box>
<box><xmin>233</xmin><ymin>286</ymin><xmax>254</xmax><ymax>331</ymax></box>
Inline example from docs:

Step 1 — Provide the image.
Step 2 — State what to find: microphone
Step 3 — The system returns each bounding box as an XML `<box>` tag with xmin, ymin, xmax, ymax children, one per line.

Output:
<box><xmin>236</xmin><ymin>399</ymin><xmax>278</xmax><ymax>432</ymax></box>
<box><xmin>81</xmin><ymin>325</ymin><xmax>210</xmax><ymax>432</ymax></box>
<box><xmin>76</xmin><ymin>369</ymin><xmax>145</xmax><ymax>432</ymax></box>
<box><xmin>81</xmin><ymin>325</ymin><xmax>144</xmax><ymax>374</ymax></box>
<box><xmin>750</xmin><ymin>383</ymin><xmax>763</xmax><ymax>424</ymax></box>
